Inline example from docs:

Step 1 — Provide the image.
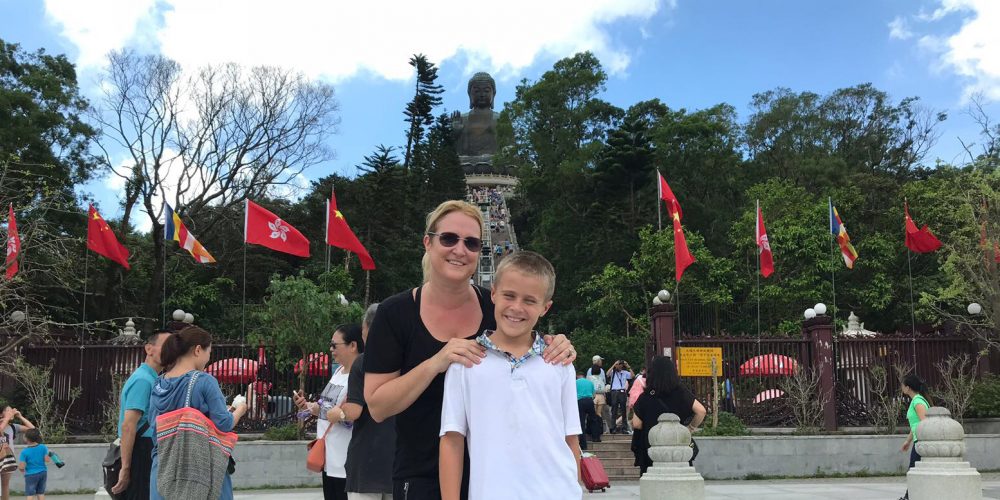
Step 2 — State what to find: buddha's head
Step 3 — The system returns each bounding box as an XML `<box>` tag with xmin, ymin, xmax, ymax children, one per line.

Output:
<box><xmin>467</xmin><ymin>72</ymin><xmax>496</xmax><ymax>110</ymax></box>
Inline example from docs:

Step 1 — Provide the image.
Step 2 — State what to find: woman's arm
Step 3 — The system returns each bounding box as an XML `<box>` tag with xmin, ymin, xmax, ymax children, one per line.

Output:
<box><xmin>688</xmin><ymin>400</ymin><xmax>707</xmax><ymax>431</ymax></box>
<box><xmin>365</xmin><ymin>337</ymin><xmax>484</xmax><ymax>422</ymax></box>
<box><xmin>631</xmin><ymin>414</ymin><xmax>643</xmax><ymax>430</ymax></box>
<box><xmin>542</xmin><ymin>334</ymin><xmax>577</xmax><ymax>365</ymax></box>
<box><xmin>200</xmin><ymin>375</ymin><xmax>238</xmax><ymax>432</ymax></box>
<box><xmin>15</xmin><ymin>410</ymin><xmax>35</xmax><ymax>430</ymax></box>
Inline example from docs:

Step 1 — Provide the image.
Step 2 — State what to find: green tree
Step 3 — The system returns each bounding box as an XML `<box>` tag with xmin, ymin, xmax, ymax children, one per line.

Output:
<box><xmin>251</xmin><ymin>273</ymin><xmax>362</xmax><ymax>394</ymax></box>
<box><xmin>403</xmin><ymin>54</ymin><xmax>444</xmax><ymax>170</ymax></box>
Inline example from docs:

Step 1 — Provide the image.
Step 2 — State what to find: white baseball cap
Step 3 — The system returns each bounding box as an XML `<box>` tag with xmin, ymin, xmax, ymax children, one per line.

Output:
<box><xmin>592</xmin><ymin>355</ymin><xmax>603</xmax><ymax>363</ymax></box>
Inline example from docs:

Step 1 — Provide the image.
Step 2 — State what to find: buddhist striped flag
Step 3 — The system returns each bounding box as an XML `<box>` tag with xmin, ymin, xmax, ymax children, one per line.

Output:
<box><xmin>164</xmin><ymin>203</ymin><xmax>216</xmax><ymax>263</ymax></box>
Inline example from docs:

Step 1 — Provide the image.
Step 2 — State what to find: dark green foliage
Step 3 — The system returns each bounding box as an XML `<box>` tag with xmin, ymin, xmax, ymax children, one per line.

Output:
<box><xmin>699</xmin><ymin>412</ymin><xmax>750</xmax><ymax>436</ymax></box>
<box><xmin>263</xmin><ymin>423</ymin><xmax>302</xmax><ymax>441</ymax></box>
<box><xmin>967</xmin><ymin>374</ymin><xmax>1000</xmax><ymax>418</ymax></box>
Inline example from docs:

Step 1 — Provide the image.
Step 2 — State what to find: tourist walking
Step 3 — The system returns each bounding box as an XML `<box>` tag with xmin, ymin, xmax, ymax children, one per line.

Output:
<box><xmin>631</xmin><ymin>356</ymin><xmax>706</xmax><ymax>475</ymax></box>
<box><xmin>898</xmin><ymin>374</ymin><xmax>930</xmax><ymax>500</ymax></box>
<box><xmin>343</xmin><ymin>304</ymin><xmax>394</xmax><ymax>500</ymax></box>
<box><xmin>1</xmin><ymin>407</ymin><xmax>35</xmax><ymax>500</ymax></box>
<box><xmin>586</xmin><ymin>356</ymin><xmax>608</xmax><ymax>434</ymax></box>
<box><xmin>575</xmin><ymin>372</ymin><xmax>598</xmax><ymax>450</ymax></box>
<box><xmin>148</xmin><ymin>326</ymin><xmax>248</xmax><ymax>500</ymax></box>
<box><xmin>112</xmin><ymin>330</ymin><xmax>170</xmax><ymax>499</ymax></box>
<box><xmin>363</xmin><ymin>200</ymin><xmax>576</xmax><ymax>500</ymax></box>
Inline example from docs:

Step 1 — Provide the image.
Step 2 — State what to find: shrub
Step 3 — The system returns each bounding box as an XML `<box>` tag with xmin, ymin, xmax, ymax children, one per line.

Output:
<box><xmin>263</xmin><ymin>423</ymin><xmax>302</xmax><ymax>441</ymax></box>
<box><xmin>933</xmin><ymin>354</ymin><xmax>978</xmax><ymax>423</ymax></box>
<box><xmin>699</xmin><ymin>411</ymin><xmax>749</xmax><ymax>436</ymax></box>
<box><xmin>967</xmin><ymin>374</ymin><xmax>1000</xmax><ymax>418</ymax></box>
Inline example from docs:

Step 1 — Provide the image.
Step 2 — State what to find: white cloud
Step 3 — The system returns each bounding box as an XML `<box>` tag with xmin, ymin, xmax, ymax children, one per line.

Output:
<box><xmin>888</xmin><ymin>17</ymin><xmax>913</xmax><ymax>40</ymax></box>
<box><xmin>895</xmin><ymin>0</ymin><xmax>1000</xmax><ymax>101</ymax></box>
<box><xmin>44</xmin><ymin>0</ymin><xmax>666</xmax><ymax>81</ymax></box>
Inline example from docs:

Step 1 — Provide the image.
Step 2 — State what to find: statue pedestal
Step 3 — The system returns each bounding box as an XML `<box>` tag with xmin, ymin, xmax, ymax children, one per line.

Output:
<box><xmin>639</xmin><ymin>413</ymin><xmax>705</xmax><ymax>500</ymax></box>
<box><xmin>907</xmin><ymin>407</ymin><xmax>982</xmax><ymax>500</ymax></box>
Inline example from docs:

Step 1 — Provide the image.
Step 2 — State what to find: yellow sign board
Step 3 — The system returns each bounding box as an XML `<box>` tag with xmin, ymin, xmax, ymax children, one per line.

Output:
<box><xmin>677</xmin><ymin>347</ymin><xmax>723</xmax><ymax>377</ymax></box>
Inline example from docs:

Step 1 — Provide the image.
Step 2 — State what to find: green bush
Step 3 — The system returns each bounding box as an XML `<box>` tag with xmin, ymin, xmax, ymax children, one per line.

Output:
<box><xmin>263</xmin><ymin>423</ymin><xmax>302</xmax><ymax>441</ymax></box>
<box><xmin>967</xmin><ymin>374</ymin><xmax>1000</xmax><ymax>418</ymax></box>
<box><xmin>698</xmin><ymin>411</ymin><xmax>749</xmax><ymax>436</ymax></box>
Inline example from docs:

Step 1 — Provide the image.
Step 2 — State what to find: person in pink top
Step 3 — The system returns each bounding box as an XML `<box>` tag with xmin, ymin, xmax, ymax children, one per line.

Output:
<box><xmin>628</xmin><ymin>369</ymin><xmax>646</xmax><ymax>409</ymax></box>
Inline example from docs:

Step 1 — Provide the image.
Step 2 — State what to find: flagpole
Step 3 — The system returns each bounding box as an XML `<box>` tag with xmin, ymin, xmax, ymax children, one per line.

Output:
<box><xmin>364</xmin><ymin>270</ymin><xmax>371</xmax><ymax>307</ymax></box>
<box><xmin>325</xmin><ymin>199</ymin><xmax>331</xmax><ymax>274</ymax></box>
<box><xmin>829</xmin><ymin>197</ymin><xmax>837</xmax><ymax>322</ymax></box>
<box><xmin>756</xmin><ymin>200</ymin><xmax>761</xmax><ymax>339</ymax></box>
<box><xmin>657</xmin><ymin>171</ymin><xmax>662</xmax><ymax>232</ymax></box>
<box><xmin>242</xmin><ymin>200</ymin><xmax>248</xmax><ymax>342</ymax></box>
<box><xmin>162</xmin><ymin>228</ymin><xmax>167</xmax><ymax>327</ymax></box>
<box><xmin>82</xmin><ymin>250</ymin><xmax>89</xmax><ymax>324</ymax></box>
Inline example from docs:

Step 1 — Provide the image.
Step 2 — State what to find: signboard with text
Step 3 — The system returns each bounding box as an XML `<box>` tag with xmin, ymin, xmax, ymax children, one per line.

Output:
<box><xmin>677</xmin><ymin>347</ymin><xmax>723</xmax><ymax>377</ymax></box>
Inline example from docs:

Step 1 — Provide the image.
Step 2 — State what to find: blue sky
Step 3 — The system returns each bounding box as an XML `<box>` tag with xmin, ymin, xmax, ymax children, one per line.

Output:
<box><xmin>2</xmin><ymin>0</ymin><xmax>998</xmax><ymax>230</ymax></box>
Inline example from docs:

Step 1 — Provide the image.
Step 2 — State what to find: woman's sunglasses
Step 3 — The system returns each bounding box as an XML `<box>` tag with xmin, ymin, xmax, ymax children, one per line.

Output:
<box><xmin>427</xmin><ymin>232</ymin><xmax>483</xmax><ymax>252</ymax></box>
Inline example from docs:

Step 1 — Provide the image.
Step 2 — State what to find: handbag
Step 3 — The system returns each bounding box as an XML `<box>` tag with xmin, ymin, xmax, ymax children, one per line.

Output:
<box><xmin>101</xmin><ymin>422</ymin><xmax>149</xmax><ymax>498</ymax></box>
<box><xmin>156</xmin><ymin>372</ymin><xmax>239</xmax><ymax>500</ymax></box>
<box><xmin>0</xmin><ymin>448</ymin><xmax>16</xmax><ymax>474</ymax></box>
<box><xmin>306</xmin><ymin>423</ymin><xmax>332</xmax><ymax>473</ymax></box>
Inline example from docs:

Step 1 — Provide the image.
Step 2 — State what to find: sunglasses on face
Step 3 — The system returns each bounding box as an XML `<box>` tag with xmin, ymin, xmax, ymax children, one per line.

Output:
<box><xmin>427</xmin><ymin>232</ymin><xmax>483</xmax><ymax>252</ymax></box>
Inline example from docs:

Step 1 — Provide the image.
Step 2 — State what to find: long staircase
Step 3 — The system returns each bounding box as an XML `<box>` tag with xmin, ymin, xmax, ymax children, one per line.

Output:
<box><xmin>585</xmin><ymin>433</ymin><xmax>641</xmax><ymax>482</ymax></box>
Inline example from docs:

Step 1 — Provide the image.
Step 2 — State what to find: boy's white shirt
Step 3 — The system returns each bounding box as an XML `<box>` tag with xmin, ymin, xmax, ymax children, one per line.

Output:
<box><xmin>440</xmin><ymin>335</ymin><xmax>582</xmax><ymax>500</ymax></box>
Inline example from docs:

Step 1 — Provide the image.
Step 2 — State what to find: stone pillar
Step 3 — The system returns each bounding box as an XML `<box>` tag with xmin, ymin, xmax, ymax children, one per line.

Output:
<box><xmin>804</xmin><ymin>316</ymin><xmax>837</xmax><ymax>431</ymax></box>
<box><xmin>639</xmin><ymin>413</ymin><xmax>705</xmax><ymax>500</ymax></box>
<box><xmin>650</xmin><ymin>303</ymin><xmax>677</xmax><ymax>366</ymax></box>
<box><xmin>907</xmin><ymin>407</ymin><xmax>983</xmax><ymax>500</ymax></box>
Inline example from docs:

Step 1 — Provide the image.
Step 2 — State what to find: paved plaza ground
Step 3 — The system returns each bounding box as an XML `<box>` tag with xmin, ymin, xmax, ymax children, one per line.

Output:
<box><xmin>46</xmin><ymin>474</ymin><xmax>1000</xmax><ymax>499</ymax></box>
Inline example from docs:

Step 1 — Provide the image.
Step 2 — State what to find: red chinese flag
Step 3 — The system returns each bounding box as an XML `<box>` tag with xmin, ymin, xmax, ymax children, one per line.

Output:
<box><xmin>87</xmin><ymin>204</ymin><xmax>131</xmax><ymax>269</ymax></box>
<box><xmin>672</xmin><ymin>205</ymin><xmax>696</xmax><ymax>282</ymax></box>
<box><xmin>326</xmin><ymin>191</ymin><xmax>375</xmax><ymax>270</ymax></box>
<box><xmin>5</xmin><ymin>204</ymin><xmax>20</xmax><ymax>279</ymax></box>
<box><xmin>756</xmin><ymin>201</ymin><xmax>774</xmax><ymax>278</ymax></box>
<box><xmin>658</xmin><ymin>171</ymin><xmax>682</xmax><ymax>219</ymax></box>
<box><xmin>904</xmin><ymin>202</ymin><xmax>941</xmax><ymax>254</ymax></box>
<box><xmin>244</xmin><ymin>200</ymin><xmax>310</xmax><ymax>257</ymax></box>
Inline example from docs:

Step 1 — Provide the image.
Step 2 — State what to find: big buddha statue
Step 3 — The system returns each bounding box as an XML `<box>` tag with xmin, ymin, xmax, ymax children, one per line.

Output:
<box><xmin>451</xmin><ymin>72</ymin><xmax>499</xmax><ymax>162</ymax></box>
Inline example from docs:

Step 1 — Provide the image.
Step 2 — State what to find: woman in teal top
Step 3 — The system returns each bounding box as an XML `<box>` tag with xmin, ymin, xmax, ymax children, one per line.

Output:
<box><xmin>898</xmin><ymin>373</ymin><xmax>929</xmax><ymax>500</ymax></box>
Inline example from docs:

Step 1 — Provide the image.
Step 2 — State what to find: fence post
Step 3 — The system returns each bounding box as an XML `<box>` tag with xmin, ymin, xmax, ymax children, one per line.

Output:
<box><xmin>804</xmin><ymin>315</ymin><xmax>837</xmax><ymax>431</ymax></box>
<box><xmin>650</xmin><ymin>304</ymin><xmax>677</xmax><ymax>367</ymax></box>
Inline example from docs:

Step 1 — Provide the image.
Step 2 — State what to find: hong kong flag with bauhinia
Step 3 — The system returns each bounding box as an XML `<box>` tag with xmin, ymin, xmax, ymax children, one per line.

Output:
<box><xmin>244</xmin><ymin>200</ymin><xmax>310</xmax><ymax>257</ymax></box>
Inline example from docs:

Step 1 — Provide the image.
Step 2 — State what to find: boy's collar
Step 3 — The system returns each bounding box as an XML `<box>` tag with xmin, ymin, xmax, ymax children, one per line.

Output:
<box><xmin>476</xmin><ymin>330</ymin><xmax>547</xmax><ymax>357</ymax></box>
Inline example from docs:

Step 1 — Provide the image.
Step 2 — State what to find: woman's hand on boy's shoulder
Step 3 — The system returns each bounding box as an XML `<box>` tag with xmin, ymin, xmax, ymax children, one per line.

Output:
<box><xmin>542</xmin><ymin>334</ymin><xmax>576</xmax><ymax>365</ymax></box>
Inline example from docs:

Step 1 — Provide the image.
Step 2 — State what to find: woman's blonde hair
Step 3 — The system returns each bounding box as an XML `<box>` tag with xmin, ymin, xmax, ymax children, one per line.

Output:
<box><xmin>422</xmin><ymin>200</ymin><xmax>484</xmax><ymax>282</ymax></box>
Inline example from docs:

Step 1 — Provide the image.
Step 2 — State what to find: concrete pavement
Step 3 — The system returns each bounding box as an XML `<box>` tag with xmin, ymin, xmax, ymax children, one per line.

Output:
<box><xmin>45</xmin><ymin>475</ymin><xmax>1000</xmax><ymax>499</ymax></box>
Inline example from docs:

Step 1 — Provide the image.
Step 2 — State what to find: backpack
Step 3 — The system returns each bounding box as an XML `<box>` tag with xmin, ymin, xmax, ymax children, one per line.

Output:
<box><xmin>156</xmin><ymin>372</ymin><xmax>239</xmax><ymax>500</ymax></box>
<box><xmin>587</xmin><ymin>369</ymin><xmax>607</xmax><ymax>394</ymax></box>
<box><xmin>102</xmin><ymin>421</ymin><xmax>148</xmax><ymax>499</ymax></box>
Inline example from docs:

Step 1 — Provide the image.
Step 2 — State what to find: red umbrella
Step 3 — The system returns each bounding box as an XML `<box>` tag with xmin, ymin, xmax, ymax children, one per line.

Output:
<box><xmin>294</xmin><ymin>353</ymin><xmax>331</xmax><ymax>377</ymax></box>
<box><xmin>752</xmin><ymin>389</ymin><xmax>785</xmax><ymax>404</ymax></box>
<box><xmin>206</xmin><ymin>358</ymin><xmax>258</xmax><ymax>384</ymax></box>
<box><xmin>739</xmin><ymin>354</ymin><xmax>798</xmax><ymax>377</ymax></box>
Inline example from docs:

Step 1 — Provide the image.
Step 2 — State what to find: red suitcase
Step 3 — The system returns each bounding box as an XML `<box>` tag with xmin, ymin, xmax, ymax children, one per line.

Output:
<box><xmin>581</xmin><ymin>455</ymin><xmax>611</xmax><ymax>492</ymax></box>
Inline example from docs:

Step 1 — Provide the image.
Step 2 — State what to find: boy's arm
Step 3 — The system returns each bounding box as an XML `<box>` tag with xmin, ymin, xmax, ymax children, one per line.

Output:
<box><xmin>440</xmin><ymin>432</ymin><xmax>465</xmax><ymax>500</ymax></box>
<box><xmin>565</xmin><ymin>435</ymin><xmax>582</xmax><ymax>484</ymax></box>
<box><xmin>18</xmin><ymin>460</ymin><xmax>25</xmax><ymax>472</ymax></box>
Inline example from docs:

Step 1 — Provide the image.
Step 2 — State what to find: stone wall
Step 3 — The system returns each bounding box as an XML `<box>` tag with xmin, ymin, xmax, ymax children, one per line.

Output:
<box><xmin>7</xmin><ymin>435</ymin><xmax>999</xmax><ymax>493</ymax></box>
<box><xmin>695</xmin><ymin>434</ymin><xmax>1000</xmax><ymax>480</ymax></box>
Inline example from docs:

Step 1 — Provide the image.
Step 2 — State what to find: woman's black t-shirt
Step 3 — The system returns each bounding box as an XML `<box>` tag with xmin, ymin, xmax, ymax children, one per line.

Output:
<box><xmin>363</xmin><ymin>285</ymin><xmax>495</xmax><ymax>481</ymax></box>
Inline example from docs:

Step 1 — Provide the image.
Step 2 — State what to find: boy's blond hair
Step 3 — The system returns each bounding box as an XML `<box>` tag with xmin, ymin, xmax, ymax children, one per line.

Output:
<box><xmin>422</xmin><ymin>200</ymin><xmax>484</xmax><ymax>282</ymax></box>
<box><xmin>493</xmin><ymin>250</ymin><xmax>556</xmax><ymax>300</ymax></box>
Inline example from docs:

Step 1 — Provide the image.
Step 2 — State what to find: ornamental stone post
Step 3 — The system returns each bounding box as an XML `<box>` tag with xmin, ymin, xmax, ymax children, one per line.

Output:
<box><xmin>639</xmin><ymin>413</ymin><xmax>705</xmax><ymax>500</ymax></box>
<box><xmin>907</xmin><ymin>407</ymin><xmax>982</xmax><ymax>500</ymax></box>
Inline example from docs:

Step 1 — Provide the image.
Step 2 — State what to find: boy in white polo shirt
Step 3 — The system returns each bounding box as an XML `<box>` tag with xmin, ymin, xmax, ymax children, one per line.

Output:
<box><xmin>440</xmin><ymin>251</ymin><xmax>582</xmax><ymax>500</ymax></box>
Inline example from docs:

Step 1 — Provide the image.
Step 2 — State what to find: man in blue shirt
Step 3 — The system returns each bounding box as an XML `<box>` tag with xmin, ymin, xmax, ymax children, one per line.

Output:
<box><xmin>112</xmin><ymin>330</ymin><xmax>170</xmax><ymax>499</ymax></box>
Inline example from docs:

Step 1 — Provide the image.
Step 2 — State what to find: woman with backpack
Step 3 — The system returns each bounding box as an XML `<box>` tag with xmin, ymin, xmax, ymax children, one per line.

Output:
<box><xmin>148</xmin><ymin>326</ymin><xmax>248</xmax><ymax>500</ymax></box>
<box><xmin>630</xmin><ymin>356</ymin><xmax>706</xmax><ymax>475</ymax></box>
<box><xmin>586</xmin><ymin>356</ymin><xmax>609</xmax><ymax>435</ymax></box>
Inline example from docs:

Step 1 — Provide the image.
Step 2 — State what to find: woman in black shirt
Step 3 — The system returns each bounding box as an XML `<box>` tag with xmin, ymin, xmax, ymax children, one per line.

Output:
<box><xmin>631</xmin><ymin>355</ymin><xmax>707</xmax><ymax>475</ymax></box>
<box><xmin>363</xmin><ymin>200</ymin><xmax>577</xmax><ymax>500</ymax></box>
